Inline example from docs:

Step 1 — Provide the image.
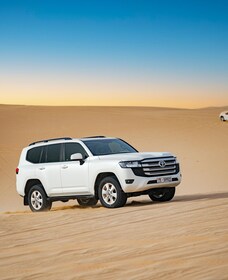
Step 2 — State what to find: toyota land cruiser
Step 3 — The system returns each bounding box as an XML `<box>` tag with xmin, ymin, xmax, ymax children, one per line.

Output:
<box><xmin>16</xmin><ymin>136</ymin><xmax>182</xmax><ymax>211</ymax></box>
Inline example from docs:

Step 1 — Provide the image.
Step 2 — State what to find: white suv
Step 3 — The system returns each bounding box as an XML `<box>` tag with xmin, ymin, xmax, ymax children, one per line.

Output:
<box><xmin>220</xmin><ymin>111</ymin><xmax>228</xmax><ymax>122</ymax></box>
<box><xmin>16</xmin><ymin>136</ymin><xmax>182</xmax><ymax>212</ymax></box>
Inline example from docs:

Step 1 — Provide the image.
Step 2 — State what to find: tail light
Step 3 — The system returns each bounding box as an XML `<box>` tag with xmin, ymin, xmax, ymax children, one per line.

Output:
<box><xmin>16</xmin><ymin>167</ymin><xmax>19</xmax><ymax>174</ymax></box>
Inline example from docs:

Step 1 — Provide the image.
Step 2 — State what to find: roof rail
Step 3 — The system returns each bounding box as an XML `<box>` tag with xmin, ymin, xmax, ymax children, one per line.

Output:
<box><xmin>29</xmin><ymin>137</ymin><xmax>72</xmax><ymax>146</ymax></box>
<box><xmin>82</xmin><ymin>136</ymin><xmax>106</xmax><ymax>139</ymax></box>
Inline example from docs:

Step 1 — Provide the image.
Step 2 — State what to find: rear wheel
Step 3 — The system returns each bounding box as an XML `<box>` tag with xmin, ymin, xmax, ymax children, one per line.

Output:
<box><xmin>28</xmin><ymin>184</ymin><xmax>52</xmax><ymax>212</ymax></box>
<box><xmin>98</xmin><ymin>176</ymin><xmax>127</xmax><ymax>208</ymax></box>
<box><xmin>220</xmin><ymin>116</ymin><xmax>225</xmax><ymax>121</ymax></box>
<box><xmin>149</xmin><ymin>187</ymin><xmax>175</xmax><ymax>202</ymax></box>
<box><xmin>77</xmin><ymin>197</ymin><xmax>98</xmax><ymax>206</ymax></box>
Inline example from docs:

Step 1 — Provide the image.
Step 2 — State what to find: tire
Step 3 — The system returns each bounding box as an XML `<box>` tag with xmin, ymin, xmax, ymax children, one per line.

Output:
<box><xmin>149</xmin><ymin>187</ymin><xmax>175</xmax><ymax>202</ymax></box>
<box><xmin>98</xmin><ymin>176</ymin><xmax>127</xmax><ymax>208</ymax></box>
<box><xmin>28</xmin><ymin>184</ymin><xmax>52</xmax><ymax>212</ymax></box>
<box><xmin>220</xmin><ymin>116</ymin><xmax>225</xmax><ymax>122</ymax></box>
<box><xmin>77</xmin><ymin>197</ymin><xmax>98</xmax><ymax>207</ymax></box>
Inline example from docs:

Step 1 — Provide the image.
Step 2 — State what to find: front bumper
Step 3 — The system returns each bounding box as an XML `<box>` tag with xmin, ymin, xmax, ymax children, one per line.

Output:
<box><xmin>117</xmin><ymin>167</ymin><xmax>182</xmax><ymax>193</ymax></box>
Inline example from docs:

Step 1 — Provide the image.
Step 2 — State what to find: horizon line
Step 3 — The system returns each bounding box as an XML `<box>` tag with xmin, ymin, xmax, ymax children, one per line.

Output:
<box><xmin>0</xmin><ymin>103</ymin><xmax>228</xmax><ymax>110</ymax></box>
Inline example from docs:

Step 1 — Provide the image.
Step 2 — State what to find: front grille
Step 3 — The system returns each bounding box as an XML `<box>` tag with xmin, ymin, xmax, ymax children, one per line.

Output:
<box><xmin>132</xmin><ymin>156</ymin><xmax>179</xmax><ymax>177</ymax></box>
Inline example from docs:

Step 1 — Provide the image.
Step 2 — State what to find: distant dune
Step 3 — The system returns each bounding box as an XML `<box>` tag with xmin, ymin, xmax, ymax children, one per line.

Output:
<box><xmin>0</xmin><ymin>105</ymin><xmax>228</xmax><ymax>279</ymax></box>
<box><xmin>0</xmin><ymin>104</ymin><xmax>227</xmax><ymax>211</ymax></box>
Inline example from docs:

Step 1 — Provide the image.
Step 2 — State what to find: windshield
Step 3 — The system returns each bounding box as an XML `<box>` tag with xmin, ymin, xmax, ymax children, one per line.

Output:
<box><xmin>82</xmin><ymin>138</ymin><xmax>138</xmax><ymax>156</ymax></box>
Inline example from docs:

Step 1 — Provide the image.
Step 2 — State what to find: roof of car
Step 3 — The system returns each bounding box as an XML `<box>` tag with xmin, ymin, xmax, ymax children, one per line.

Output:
<box><xmin>28</xmin><ymin>136</ymin><xmax>115</xmax><ymax>147</ymax></box>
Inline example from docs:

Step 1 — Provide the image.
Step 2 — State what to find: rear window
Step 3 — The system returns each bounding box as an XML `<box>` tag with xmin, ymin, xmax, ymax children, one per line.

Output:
<box><xmin>46</xmin><ymin>144</ymin><xmax>61</xmax><ymax>163</ymax></box>
<box><xmin>26</xmin><ymin>146</ymin><xmax>43</xmax><ymax>163</ymax></box>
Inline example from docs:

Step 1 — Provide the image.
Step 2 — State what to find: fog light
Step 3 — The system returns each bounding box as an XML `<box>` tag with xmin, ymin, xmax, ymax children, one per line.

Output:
<box><xmin>125</xmin><ymin>179</ymin><xmax>134</xmax><ymax>184</ymax></box>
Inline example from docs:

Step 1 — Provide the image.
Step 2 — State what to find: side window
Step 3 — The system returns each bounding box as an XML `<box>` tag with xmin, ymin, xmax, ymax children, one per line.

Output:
<box><xmin>40</xmin><ymin>146</ymin><xmax>46</xmax><ymax>163</ymax></box>
<box><xmin>46</xmin><ymin>144</ymin><xmax>62</xmax><ymax>163</ymax></box>
<box><xmin>64</xmin><ymin>143</ymin><xmax>88</xmax><ymax>161</ymax></box>
<box><xmin>26</xmin><ymin>146</ymin><xmax>43</xmax><ymax>164</ymax></box>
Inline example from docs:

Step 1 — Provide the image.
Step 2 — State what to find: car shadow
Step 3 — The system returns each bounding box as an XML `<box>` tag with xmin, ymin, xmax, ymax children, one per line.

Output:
<box><xmin>125</xmin><ymin>191</ymin><xmax>228</xmax><ymax>207</ymax></box>
<box><xmin>48</xmin><ymin>191</ymin><xmax>228</xmax><ymax>212</ymax></box>
<box><xmin>174</xmin><ymin>191</ymin><xmax>228</xmax><ymax>202</ymax></box>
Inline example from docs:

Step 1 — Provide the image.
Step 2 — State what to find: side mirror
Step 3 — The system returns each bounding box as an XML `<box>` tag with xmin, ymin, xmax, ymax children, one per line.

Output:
<box><xmin>70</xmin><ymin>153</ymin><xmax>83</xmax><ymax>163</ymax></box>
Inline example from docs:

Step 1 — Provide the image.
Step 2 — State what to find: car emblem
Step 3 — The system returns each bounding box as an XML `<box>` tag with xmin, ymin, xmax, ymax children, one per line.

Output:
<box><xmin>159</xmin><ymin>161</ymin><xmax>166</xmax><ymax>168</ymax></box>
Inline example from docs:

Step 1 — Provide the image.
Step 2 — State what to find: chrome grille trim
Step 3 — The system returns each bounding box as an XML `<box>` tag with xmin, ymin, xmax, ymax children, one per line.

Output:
<box><xmin>142</xmin><ymin>157</ymin><xmax>175</xmax><ymax>163</ymax></box>
<box><xmin>132</xmin><ymin>156</ymin><xmax>178</xmax><ymax>177</ymax></box>
<box><xmin>143</xmin><ymin>166</ymin><xmax>176</xmax><ymax>171</ymax></box>
<box><xmin>142</xmin><ymin>162</ymin><xmax>175</xmax><ymax>167</ymax></box>
<box><xmin>144</xmin><ymin>170</ymin><xmax>176</xmax><ymax>176</ymax></box>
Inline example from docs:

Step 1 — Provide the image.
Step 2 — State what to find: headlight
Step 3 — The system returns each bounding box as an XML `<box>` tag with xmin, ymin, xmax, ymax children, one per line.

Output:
<box><xmin>119</xmin><ymin>161</ymin><xmax>142</xmax><ymax>168</ymax></box>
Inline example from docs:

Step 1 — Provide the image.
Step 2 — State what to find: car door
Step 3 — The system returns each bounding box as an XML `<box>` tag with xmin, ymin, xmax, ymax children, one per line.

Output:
<box><xmin>61</xmin><ymin>142</ymin><xmax>89</xmax><ymax>195</ymax></box>
<box><xmin>36</xmin><ymin>144</ymin><xmax>62</xmax><ymax>196</ymax></box>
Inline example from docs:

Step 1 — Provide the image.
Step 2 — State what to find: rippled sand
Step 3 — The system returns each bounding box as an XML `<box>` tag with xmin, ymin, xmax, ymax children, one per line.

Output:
<box><xmin>1</xmin><ymin>193</ymin><xmax>228</xmax><ymax>279</ymax></box>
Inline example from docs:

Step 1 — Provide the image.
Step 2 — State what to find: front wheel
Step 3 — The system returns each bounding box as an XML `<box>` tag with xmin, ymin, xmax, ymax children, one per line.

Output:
<box><xmin>77</xmin><ymin>197</ymin><xmax>98</xmax><ymax>207</ymax></box>
<box><xmin>28</xmin><ymin>184</ymin><xmax>52</xmax><ymax>212</ymax></box>
<box><xmin>220</xmin><ymin>116</ymin><xmax>225</xmax><ymax>122</ymax></box>
<box><xmin>149</xmin><ymin>187</ymin><xmax>175</xmax><ymax>202</ymax></box>
<box><xmin>98</xmin><ymin>176</ymin><xmax>127</xmax><ymax>208</ymax></box>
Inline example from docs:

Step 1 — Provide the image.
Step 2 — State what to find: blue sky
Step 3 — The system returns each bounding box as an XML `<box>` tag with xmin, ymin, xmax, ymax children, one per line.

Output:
<box><xmin>0</xmin><ymin>0</ymin><xmax>228</xmax><ymax>107</ymax></box>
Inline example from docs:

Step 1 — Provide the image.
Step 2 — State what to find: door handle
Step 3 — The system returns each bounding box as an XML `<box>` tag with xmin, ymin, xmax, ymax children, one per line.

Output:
<box><xmin>39</xmin><ymin>167</ymin><xmax>46</xmax><ymax>170</ymax></box>
<box><xmin>62</xmin><ymin>165</ymin><xmax>68</xmax><ymax>169</ymax></box>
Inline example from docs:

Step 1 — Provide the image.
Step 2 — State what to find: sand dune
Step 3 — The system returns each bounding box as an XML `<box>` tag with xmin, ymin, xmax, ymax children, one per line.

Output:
<box><xmin>0</xmin><ymin>104</ymin><xmax>227</xmax><ymax>211</ymax></box>
<box><xmin>1</xmin><ymin>193</ymin><xmax>228</xmax><ymax>279</ymax></box>
<box><xmin>0</xmin><ymin>105</ymin><xmax>228</xmax><ymax>279</ymax></box>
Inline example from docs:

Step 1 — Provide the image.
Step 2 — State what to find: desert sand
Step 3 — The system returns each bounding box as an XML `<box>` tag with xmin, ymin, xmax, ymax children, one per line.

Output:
<box><xmin>0</xmin><ymin>105</ymin><xmax>228</xmax><ymax>279</ymax></box>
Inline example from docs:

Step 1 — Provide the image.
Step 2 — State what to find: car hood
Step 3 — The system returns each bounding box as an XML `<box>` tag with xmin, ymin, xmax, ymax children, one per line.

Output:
<box><xmin>98</xmin><ymin>152</ymin><xmax>174</xmax><ymax>161</ymax></box>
